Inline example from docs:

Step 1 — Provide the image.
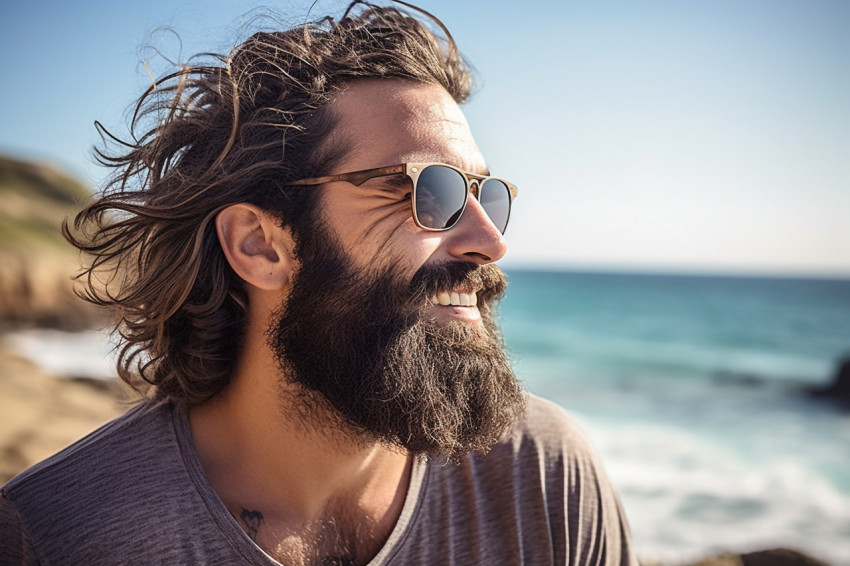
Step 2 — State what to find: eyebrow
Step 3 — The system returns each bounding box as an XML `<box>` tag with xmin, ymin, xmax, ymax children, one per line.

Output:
<box><xmin>382</xmin><ymin>174</ymin><xmax>412</xmax><ymax>189</ymax></box>
<box><xmin>361</xmin><ymin>172</ymin><xmax>410</xmax><ymax>194</ymax></box>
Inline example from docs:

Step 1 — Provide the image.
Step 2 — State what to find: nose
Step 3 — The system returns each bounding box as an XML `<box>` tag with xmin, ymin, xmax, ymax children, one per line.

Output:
<box><xmin>442</xmin><ymin>193</ymin><xmax>508</xmax><ymax>264</ymax></box>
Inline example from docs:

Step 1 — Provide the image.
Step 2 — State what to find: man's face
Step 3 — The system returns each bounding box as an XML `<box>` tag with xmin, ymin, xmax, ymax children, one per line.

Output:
<box><xmin>269</xmin><ymin>81</ymin><xmax>525</xmax><ymax>459</ymax></box>
<box><xmin>316</xmin><ymin>80</ymin><xmax>510</xmax><ymax>319</ymax></box>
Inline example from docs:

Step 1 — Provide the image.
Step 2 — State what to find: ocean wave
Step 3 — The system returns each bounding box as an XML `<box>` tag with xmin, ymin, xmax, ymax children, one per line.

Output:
<box><xmin>572</xmin><ymin>416</ymin><xmax>850</xmax><ymax>566</ymax></box>
<box><xmin>3</xmin><ymin>328</ymin><xmax>118</xmax><ymax>379</ymax></box>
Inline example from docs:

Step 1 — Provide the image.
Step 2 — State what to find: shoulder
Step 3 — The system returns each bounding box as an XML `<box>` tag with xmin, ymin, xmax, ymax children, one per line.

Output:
<box><xmin>481</xmin><ymin>394</ymin><xmax>638</xmax><ymax>564</ymax></box>
<box><xmin>516</xmin><ymin>393</ymin><xmax>585</xmax><ymax>438</ymax></box>
<box><xmin>0</xmin><ymin>490</ymin><xmax>38</xmax><ymax>564</ymax></box>
<box><xmin>406</xmin><ymin>395</ymin><xmax>637</xmax><ymax>565</ymax></box>
<box><xmin>0</xmin><ymin>402</ymin><xmax>181</xmax><ymax>559</ymax></box>
<box><xmin>495</xmin><ymin>394</ymin><xmax>619</xmax><ymax>508</ymax></box>
<box><xmin>492</xmin><ymin>394</ymin><xmax>628</xmax><ymax>510</ymax></box>
<box><xmin>499</xmin><ymin>393</ymin><xmax>601</xmax><ymax>466</ymax></box>
<box><xmin>2</xmin><ymin>401</ymin><xmax>172</xmax><ymax>497</ymax></box>
<box><xmin>1</xmin><ymin>401</ymin><xmax>258</xmax><ymax>564</ymax></box>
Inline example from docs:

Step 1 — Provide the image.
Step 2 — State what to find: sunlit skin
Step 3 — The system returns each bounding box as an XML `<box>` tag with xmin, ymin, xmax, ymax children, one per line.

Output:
<box><xmin>189</xmin><ymin>80</ymin><xmax>506</xmax><ymax>562</ymax></box>
<box><xmin>320</xmin><ymin>80</ymin><xmax>508</xmax><ymax>325</ymax></box>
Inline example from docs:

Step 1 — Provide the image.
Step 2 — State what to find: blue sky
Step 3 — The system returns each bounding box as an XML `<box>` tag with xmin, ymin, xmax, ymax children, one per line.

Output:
<box><xmin>2</xmin><ymin>0</ymin><xmax>848</xmax><ymax>276</ymax></box>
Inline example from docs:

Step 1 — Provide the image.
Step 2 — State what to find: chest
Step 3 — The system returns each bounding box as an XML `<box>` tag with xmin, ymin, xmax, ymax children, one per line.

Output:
<box><xmin>235</xmin><ymin>506</ymin><xmax>386</xmax><ymax>566</ymax></box>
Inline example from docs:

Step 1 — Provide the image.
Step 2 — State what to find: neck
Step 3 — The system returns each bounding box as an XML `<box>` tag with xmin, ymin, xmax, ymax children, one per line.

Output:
<box><xmin>189</xmin><ymin>334</ymin><xmax>412</xmax><ymax>564</ymax></box>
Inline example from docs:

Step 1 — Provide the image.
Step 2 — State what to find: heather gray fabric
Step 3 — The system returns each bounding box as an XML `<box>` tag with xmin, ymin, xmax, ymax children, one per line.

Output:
<box><xmin>1</xmin><ymin>395</ymin><xmax>637</xmax><ymax>565</ymax></box>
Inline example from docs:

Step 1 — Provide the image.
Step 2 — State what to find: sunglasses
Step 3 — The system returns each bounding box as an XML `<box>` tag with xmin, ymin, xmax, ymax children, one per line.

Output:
<box><xmin>287</xmin><ymin>162</ymin><xmax>518</xmax><ymax>233</ymax></box>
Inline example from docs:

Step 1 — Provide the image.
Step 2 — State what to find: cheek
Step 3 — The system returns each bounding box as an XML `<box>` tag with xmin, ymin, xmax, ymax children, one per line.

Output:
<box><xmin>325</xmin><ymin>190</ymin><xmax>409</xmax><ymax>245</ymax></box>
<box><xmin>321</xmin><ymin>190</ymin><xmax>445</xmax><ymax>275</ymax></box>
<box><xmin>350</xmin><ymin>221</ymin><xmax>444</xmax><ymax>279</ymax></box>
<box><xmin>382</xmin><ymin>229</ymin><xmax>443</xmax><ymax>274</ymax></box>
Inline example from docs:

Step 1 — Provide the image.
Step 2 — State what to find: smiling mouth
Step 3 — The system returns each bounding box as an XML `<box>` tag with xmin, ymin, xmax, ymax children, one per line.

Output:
<box><xmin>430</xmin><ymin>290</ymin><xmax>478</xmax><ymax>307</ymax></box>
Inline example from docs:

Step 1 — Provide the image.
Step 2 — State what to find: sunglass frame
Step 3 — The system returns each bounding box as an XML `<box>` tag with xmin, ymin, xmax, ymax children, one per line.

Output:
<box><xmin>287</xmin><ymin>162</ymin><xmax>518</xmax><ymax>233</ymax></box>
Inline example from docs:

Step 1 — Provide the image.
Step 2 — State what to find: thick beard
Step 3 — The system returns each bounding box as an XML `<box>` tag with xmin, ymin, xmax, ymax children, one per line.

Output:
<box><xmin>268</xmin><ymin>228</ymin><xmax>526</xmax><ymax>461</ymax></box>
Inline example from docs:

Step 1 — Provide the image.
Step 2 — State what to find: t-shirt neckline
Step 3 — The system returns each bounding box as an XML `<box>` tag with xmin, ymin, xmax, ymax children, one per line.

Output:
<box><xmin>171</xmin><ymin>402</ymin><xmax>429</xmax><ymax>565</ymax></box>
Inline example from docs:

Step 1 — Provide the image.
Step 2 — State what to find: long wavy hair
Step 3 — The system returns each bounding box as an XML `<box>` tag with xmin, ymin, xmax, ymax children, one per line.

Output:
<box><xmin>64</xmin><ymin>1</ymin><xmax>472</xmax><ymax>405</ymax></box>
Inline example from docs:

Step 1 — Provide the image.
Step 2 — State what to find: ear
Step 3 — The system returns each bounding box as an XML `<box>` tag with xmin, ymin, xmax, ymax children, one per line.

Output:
<box><xmin>216</xmin><ymin>204</ymin><xmax>295</xmax><ymax>291</ymax></box>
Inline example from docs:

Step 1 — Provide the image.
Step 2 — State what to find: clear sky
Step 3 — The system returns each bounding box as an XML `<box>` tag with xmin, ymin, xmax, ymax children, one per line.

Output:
<box><xmin>2</xmin><ymin>0</ymin><xmax>848</xmax><ymax>276</ymax></box>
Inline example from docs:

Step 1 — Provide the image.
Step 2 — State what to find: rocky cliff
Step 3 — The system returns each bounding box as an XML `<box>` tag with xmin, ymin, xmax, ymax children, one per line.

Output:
<box><xmin>0</xmin><ymin>155</ymin><xmax>103</xmax><ymax>330</ymax></box>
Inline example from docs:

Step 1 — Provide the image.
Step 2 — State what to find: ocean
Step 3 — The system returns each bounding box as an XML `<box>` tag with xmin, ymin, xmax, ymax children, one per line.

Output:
<box><xmin>500</xmin><ymin>269</ymin><xmax>850</xmax><ymax>565</ymax></box>
<box><xmin>7</xmin><ymin>269</ymin><xmax>850</xmax><ymax>564</ymax></box>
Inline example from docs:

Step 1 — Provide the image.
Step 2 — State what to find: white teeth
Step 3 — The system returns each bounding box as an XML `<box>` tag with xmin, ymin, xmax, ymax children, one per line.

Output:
<box><xmin>433</xmin><ymin>290</ymin><xmax>478</xmax><ymax>307</ymax></box>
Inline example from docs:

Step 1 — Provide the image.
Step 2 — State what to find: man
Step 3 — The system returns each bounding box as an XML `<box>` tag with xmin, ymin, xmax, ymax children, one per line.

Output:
<box><xmin>1</xmin><ymin>2</ymin><xmax>637</xmax><ymax>564</ymax></box>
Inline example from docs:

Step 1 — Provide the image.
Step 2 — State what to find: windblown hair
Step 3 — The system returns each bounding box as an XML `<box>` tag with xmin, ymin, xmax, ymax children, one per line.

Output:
<box><xmin>64</xmin><ymin>1</ymin><xmax>472</xmax><ymax>405</ymax></box>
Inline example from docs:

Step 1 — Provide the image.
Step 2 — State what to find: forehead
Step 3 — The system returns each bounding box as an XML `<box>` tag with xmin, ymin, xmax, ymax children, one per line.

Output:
<box><xmin>328</xmin><ymin>80</ymin><xmax>486</xmax><ymax>174</ymax></box>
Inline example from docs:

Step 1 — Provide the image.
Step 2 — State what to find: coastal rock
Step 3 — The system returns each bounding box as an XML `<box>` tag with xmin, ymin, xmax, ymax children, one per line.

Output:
<box><xmin>742</xmin><ymin>548</ymin><xmax>828</xmax><ymax>566</ymax></box>
<box><xmin>686</xmin><ymin>548</ymin><xmax>829</xmax><ymax>566</ymax></box>
<box><xmin>0</xmin><ymin>248</ymin><xmax>103</xmax><ymax>331</ymax></box>
<box><xmin>0</xmin><ymin>155</ymin><xmax>103</xmax><ymax>331</ymax></box>
<box><xmin>807</xmin><ymin>356</ymin><xmax>850</xmax><ymax>407</ymax></box>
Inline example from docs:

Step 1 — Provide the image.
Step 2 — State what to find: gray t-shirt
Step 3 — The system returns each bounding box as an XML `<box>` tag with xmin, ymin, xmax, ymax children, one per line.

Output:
<box><xmin>1</xmin><ymin>394</ymin><xmax>637</xmax><ymax>565</ymax></box>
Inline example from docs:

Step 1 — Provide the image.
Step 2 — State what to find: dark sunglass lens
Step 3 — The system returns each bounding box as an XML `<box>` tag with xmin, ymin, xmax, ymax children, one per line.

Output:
<box><xmin>479</xmin><ymin>179</ymin><xmax>512</xmax><ymax>233</ymax></box>
<box><xmin>415</xmin><ymin>165</ymin><xmax>467</xmax><ymax>229</ymax></box>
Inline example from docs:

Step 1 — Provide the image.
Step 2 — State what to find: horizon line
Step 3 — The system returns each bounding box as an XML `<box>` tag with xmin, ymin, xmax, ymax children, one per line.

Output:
<box><xmin>500</xmin><ymin>261</ymin><xmax>850</xmax><ymax>282</ymax></box>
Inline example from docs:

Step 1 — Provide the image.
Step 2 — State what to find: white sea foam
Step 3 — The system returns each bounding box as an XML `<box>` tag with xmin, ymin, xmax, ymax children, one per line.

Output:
<box><xmin>573</xmin><ymin>414</ymin><xmax>850</xmax><ymax>566</ymax></box>
<box><xmin>3</xmin><ymin>329</ymin><xmax>118</xmax><ymax>379</ymax></box>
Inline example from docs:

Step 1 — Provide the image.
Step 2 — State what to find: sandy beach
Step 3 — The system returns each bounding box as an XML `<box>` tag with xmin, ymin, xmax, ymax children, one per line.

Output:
<box><xmin>0</xmin><ymin>343</ymin><xmax>130</xmax><ymax>483</ymax></box>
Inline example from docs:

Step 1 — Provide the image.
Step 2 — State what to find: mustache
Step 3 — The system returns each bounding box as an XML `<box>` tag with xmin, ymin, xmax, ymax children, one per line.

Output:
<box><xmin>407</xmin><ymin>262</ymin><xmax>508</xmax><ymax>306</ymax></box>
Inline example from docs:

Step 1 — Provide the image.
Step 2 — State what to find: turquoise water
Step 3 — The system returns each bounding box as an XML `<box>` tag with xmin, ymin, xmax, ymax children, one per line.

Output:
<box><xmin>501</xmin><ymin>269</ymin><xmax>850</xmax><ymax>564</ymax></box>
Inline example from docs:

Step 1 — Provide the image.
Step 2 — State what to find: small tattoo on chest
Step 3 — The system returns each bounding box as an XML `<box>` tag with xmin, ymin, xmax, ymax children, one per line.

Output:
<box><xmin>240</xmin><ymin>508</ymin><xmax>265</xmax><ymax>541</ymax></box>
